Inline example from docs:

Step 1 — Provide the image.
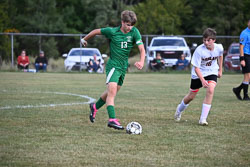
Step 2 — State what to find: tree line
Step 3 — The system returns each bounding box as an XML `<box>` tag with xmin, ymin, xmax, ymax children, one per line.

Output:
<box><xmin>0</xmin><ymin>0</ymin><xmax>249</xmax><ymax>61</ymax></box>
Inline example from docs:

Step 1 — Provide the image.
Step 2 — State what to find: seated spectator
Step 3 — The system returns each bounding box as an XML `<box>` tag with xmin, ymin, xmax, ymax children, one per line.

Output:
<box><xmin>35</xmin><ymin>51</ymin><xmax>48</xmax><ymax>72</ymax></box>
<box><xmin>176</xmin><ymin>54</ymin><xmax>189</xmax><ymax>70</ymax></box>
<box><xmin>88</xmin><ymin>54</ymin><xmax>101</xmax><ymax>73</ymax></box>
<box><xmin>17</xmin><ymin>50</ymin><xmax>29</xmax><ymax>70</ymax></box>
<box><xmin>150</xmin><ymin>53</ymin><xmax>165</xmax><ymax>71</ymax></box>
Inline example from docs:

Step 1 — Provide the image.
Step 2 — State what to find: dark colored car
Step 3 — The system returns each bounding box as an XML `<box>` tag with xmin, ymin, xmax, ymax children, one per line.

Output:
<box><xmin>224</xmin><ymin>43</ymin><xmax>241</xmax><ymax>71</ymax></box>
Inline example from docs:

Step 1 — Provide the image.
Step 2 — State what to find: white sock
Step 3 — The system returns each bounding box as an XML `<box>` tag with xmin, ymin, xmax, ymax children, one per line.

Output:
<box><xmin>243</xmin><ymin>81</ymin><xmax>249</xmax><ymax>85</ymax></box>
<box><xmin>200</xmin><ymin>103</ymin><xmax>211</xmax><ymax>121</ymax></box>
<box><xmin>178</xmin><ymin>100</ymin><xmax>189</xmax><ymax>112</ymax></box>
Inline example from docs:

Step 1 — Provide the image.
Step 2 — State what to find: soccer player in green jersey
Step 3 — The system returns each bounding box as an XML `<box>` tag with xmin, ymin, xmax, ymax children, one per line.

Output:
<box><xmin>81</xmin><ymin>10</ymin><xmax>145</xmax><ymax>130</ymax></box>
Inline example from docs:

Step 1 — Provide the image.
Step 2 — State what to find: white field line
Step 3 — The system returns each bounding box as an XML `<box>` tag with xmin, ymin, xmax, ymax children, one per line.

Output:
<box><xmin>0</xmin><ymin>91</ymin><xmax>96</xmax><ymax>110</ymax></box>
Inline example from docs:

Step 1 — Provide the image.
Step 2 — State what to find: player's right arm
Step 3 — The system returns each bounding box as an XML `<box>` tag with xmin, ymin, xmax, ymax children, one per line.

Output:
<box><xmin>192</xmin><ymin>48</ymin><xmax>209</xmax><ymax>88</ymax></box>
<box><xmin>81</xmin><ymin>29</ymin><xmax>101</xmax><ymax>47</ymax></box>
<box><xmin>194</xmin><ymin>67</ymin><xmax>209</xmax><ymax>88</ymax></box>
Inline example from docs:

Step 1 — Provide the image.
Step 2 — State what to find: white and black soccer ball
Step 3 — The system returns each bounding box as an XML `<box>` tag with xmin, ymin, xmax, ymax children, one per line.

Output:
<box><xmin>126</xmin><ymin>122</ymin><xmax>142</xmax><ymax>135</ymax></box>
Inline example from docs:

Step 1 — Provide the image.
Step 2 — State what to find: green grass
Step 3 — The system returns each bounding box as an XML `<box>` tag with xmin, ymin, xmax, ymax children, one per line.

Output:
<box><xmin>0</xmin><ymin>72</ymin><xmax>249</xmax><ymax>167</ymax></box>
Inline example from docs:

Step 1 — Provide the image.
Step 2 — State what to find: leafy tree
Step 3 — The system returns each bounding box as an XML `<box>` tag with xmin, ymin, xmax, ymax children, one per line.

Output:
<box><xmin>0</xmin><ymin>0</ymin><xmax>11</xmax><ymax>62</ymax></box>
<box><xmin>134</xmin><ymin>0</ymin><xmax>192</xmax><ymax>35</ymax></box>
<box><xmin>242</xmin><ymin>0</ymin><xmax>250</xmax><ymax>22</ymax></box>
<box><xmin>183</xmin><ymin>0</ymin><xmax>247</xmax><ymax>36</ymax></box>
<box><xmin>11</xmin><ymin>0</ymin><xmax>65</xmax><ymax>58</ymax></box>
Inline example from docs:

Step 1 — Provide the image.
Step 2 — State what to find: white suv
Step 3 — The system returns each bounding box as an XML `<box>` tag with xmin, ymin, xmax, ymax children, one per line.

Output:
<box><xmin>146</xmin><ymin>36</ymin><xmax>191</xmax><ymax>68</ymax></box>
<box><xmin>63</xmin><ymin>48</ymin><xmax>106</xmax><ymax>72</ymax></box>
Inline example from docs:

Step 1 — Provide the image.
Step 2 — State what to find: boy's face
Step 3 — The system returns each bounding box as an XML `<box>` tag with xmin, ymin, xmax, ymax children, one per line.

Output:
<box><xmin>121</xmin><ymin>21</ymin><xmax>133</xmax><ymax>33</ymax></box>
<box><xmin>156</xmin><ymin>54</ymin><xmax>161</xmax><ymax>59</ymax></box>
<box><xmin>203</xmin><ymin>37</ymin><xmax>215</xmax><ymax>50</ymax></box>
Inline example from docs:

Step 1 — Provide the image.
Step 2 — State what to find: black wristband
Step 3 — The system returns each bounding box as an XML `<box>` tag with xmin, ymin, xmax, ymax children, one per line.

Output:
<box><xmin>240</xmin><ymin>56</ymin><xmax>244</xmax><ymax>61</ymax></box>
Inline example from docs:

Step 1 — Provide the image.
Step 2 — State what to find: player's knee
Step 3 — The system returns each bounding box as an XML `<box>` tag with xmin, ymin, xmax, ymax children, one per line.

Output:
<box><xmin>108</xmin><ymin>89</ymin><xmax>117</xmax><ymax>97</ymax></box>
<box><xmin>186</xmin><ymin>93</ymin><xmax>196</xmax><ymax>101</ymax></box>
<box><xmin>207</xmin><ymin>87</ymin><xmax>215</xmax><ymax>95</ymax></box>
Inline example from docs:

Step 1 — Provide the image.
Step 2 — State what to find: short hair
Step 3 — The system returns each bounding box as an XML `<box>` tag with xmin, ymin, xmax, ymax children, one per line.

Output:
<box><xmin>121</xmin><ymin>10</ymin><xmax>137</xmax><ymax>26</ymax></box>
<box><xmin>203</xmin><ymin>28</ymin><xmax>216</xmax><ymax>40</ymax></box>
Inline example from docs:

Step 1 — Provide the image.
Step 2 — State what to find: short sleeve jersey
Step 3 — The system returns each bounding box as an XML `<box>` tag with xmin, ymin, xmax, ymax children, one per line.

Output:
<box><xmin>101</xmin><ymin>26</ymin><xmax>143</xmax><ymax>71</ymax></box>
<box><xmin>239</xmin><ymin>27</ymin><xmax>250</xmax><ymax>55</ymax></box>
<box><xmin>191</xmin><ymin>43</ymin><xmax>223</xmax><ymax>79</ymax></box>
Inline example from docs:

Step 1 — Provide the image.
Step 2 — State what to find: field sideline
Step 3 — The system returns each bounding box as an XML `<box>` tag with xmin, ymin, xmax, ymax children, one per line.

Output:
<box><xmin>0</xmin><ymin>72</ymin><xmax>249</xmax><ymax>167</ymax></box>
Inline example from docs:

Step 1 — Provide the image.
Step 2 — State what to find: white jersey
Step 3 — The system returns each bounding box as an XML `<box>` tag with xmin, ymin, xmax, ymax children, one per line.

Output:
<box><xmin>191</xmin><ymin>43</ymin><xmax>223</xmax><ymax>79</ymax></box>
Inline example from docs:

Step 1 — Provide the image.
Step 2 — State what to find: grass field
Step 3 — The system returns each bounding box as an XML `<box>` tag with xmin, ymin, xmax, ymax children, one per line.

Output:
<box><xmin>0</xmin><ymin>72</ymin><xmax>249</xmax><ymax>167</ymax></box>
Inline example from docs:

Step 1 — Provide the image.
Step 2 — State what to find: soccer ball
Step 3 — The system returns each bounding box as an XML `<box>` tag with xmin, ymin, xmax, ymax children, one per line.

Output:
<box><xmin>126</xmin><ymin>122</ymin><xmax>142</xmax><ymax>135</ymax></box>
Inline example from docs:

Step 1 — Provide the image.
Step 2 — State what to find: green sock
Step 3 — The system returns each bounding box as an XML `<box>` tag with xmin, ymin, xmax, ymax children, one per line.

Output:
<box><xmin>107</xmin><ymin>105</ymin><xmax>116</xmax><ymax>119</ymax></box>
<box><xmin>95</xmin><ymin>98</ymin><xmax>105</xmax><ymax>109</ymax></box>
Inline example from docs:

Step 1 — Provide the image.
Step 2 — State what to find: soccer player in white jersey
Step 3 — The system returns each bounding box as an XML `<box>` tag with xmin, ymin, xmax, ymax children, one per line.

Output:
<box><xmin>174</xmin><ymin>28</ymin><xmax>223</xmax><ymax>125</ymax></box>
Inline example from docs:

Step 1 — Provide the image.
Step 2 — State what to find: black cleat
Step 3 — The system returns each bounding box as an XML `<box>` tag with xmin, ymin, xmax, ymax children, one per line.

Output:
<box><xmin>243</xmin><ymin>95</ymin><xmax>250</xmax><ymax>101</ymax></box>
<box><xmin>89</xmin><ymin>103</ymin><xmax>98</xmax><ymax>123</ymax></box>
<box><xmin>232</xmin><ymin>88</ymin><xmax>242</xmax><ymax>100</ymax></box>
<box><xmin>107</xmin><ymin>119</ymin><xmax>124</xmax><ymax>130</ymax></box>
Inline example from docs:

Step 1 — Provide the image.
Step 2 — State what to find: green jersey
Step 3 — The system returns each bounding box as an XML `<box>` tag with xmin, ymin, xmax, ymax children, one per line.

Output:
<box><xmin>101</xmin><ymin>26</ymin><xmax>143</xmax><ymax>71</ymax></box>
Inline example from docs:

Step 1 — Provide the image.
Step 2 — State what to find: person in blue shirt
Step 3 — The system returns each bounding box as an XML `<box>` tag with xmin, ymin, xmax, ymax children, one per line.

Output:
<box><xmin>176</xmin><ymin>54</ymin><xmax>189</xmax><ymax>70</ymax></box>
<box><xmin>88</xmin><ymin>54</ymin><xmax>101</xmax><ymax>73</ymax></box>
<box><xmin>233</xmin><ymin>19</ymin><xmax>250</xmax><ymax>101</ymax></box>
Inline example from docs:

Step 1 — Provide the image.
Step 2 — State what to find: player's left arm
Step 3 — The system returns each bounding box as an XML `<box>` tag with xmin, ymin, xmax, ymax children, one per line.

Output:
<box><xmin>218</xmin><ymin>54</ymin><xmax>223</xmax><ymax>78</ymax></box>
<box><xmin>217</xmin><ymin>44</ymin><xmax>224</xmax><ymax>78</ymax></box>
<box><xmin>134</xmin><ymin>44</ymin><xmax>145</xmax><ymax>70</ymax></box>
<box><xmin>81</xmin><ymin>29</ymin><xmax>101</xmax><ymax>47</ymax></box>
<box><xmin>239</xmin><ymin>44</ymin><xmax>245</xmax><ymax>67</ymax></box>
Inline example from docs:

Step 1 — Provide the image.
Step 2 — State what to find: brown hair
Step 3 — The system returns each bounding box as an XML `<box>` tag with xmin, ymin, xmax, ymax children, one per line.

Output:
<box><xmin>121</xmin><ymin>10</ymin><xmax>137</xmax><ymax>26</ymax></box>
<box><xmin>203</xmin><ymin>28</ymin><xmax>216</xmax><ymax>40</ymax></box>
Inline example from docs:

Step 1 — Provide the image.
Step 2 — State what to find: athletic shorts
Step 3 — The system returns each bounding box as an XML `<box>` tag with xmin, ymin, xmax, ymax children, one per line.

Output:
<box><xmin>190</xmin><ymin>75</ymin><xmax>217</xmax><ymax>90</ymax></box>
<box><xmin>242</xmin><ymin>54</ymin><xmax>250</xmax><ymax>74</ymax></box>
<box><xmin>106</xmin><ymin>67</ymin><xmax>126</xmax><ymax>86</ymax></box>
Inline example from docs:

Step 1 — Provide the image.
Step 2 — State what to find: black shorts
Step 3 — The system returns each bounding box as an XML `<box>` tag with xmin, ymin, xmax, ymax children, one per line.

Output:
<box><xmin>190</xmin><ymin>75</ymin><xmax>217</xmax><ymax>90</ymax></box>
<box><xmin>242</xmin><ymin>54</ymin><xmax>250</xmax><ymax>74</ymax></box>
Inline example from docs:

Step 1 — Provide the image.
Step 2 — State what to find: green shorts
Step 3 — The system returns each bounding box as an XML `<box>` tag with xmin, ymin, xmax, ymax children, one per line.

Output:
<box><xmin>106</xmin><ymin>67</ymin><xmax>126</xmax><ymax>86</ymax></box>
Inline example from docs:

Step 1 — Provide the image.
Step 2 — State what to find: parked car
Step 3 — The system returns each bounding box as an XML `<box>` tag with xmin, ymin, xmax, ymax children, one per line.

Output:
<box><xmin>62</xmin><ymin>48</ymin><xmax>106</xmax><ymax>72</ymax></box>
<box><xmin>224</xmin><ymin>43</ymin><xmax>241</xmax><ymax>71</ymax></box>
<box><xmin>146</xmin><ymin>36</ymin><xmax>192</xmax><ymax>68</ymax></box>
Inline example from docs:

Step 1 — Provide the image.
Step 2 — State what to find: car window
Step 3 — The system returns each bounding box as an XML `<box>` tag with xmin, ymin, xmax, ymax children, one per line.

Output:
<box><xmin>69</xmin><ymin>50</ymin><xmax>100</xmax><ymax>56</ymax></box>
<box><xmin>152</xmin><ymin>39</ymin><xmax>185</xmax><ymax>47</ymax></box>
<box><xmin>229</xmin><ymin>46</ymin><xmax>240</xmax><ymax>54</ymax></box>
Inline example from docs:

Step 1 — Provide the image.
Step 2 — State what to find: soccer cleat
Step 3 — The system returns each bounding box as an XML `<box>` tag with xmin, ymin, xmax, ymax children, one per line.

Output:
<box><xmin>174</xmin><ymin>105</ymin><xmax>182</xmax><ymax>122</ymax></box>
<box><xmin>199</xmin><ymin>120</ymin><xmax>208</xmax><ymax>126</ymax></box>
<box><xmin>108</xmin><ymin>119</ymin><xmax>124</xmax><ymax>130</ymax></box>
<box><xmin>232</xmin><ymin>88</ymin><xmax>242</xmax><ymax>100</ymax></box>
<box><xmin>243</xmin><ymin>95</ymin><xmax>250</xmax><ymax>101</ymax></box>
<box><xmin>89</xmin><ymin>103</ymin><xmax>98</xmax><ymax>123</ymax></box>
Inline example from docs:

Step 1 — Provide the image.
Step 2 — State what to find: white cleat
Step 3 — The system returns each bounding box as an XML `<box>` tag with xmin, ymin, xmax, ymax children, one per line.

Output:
<box><xmin>174</xmin><ymin>105</ymin><xmax>182</xmax><ymax>122</ymax></box>
<box><xmin>199</xmin><ymin>120</ymin><xmax>208</xmax><ymax>126</ymax></box>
